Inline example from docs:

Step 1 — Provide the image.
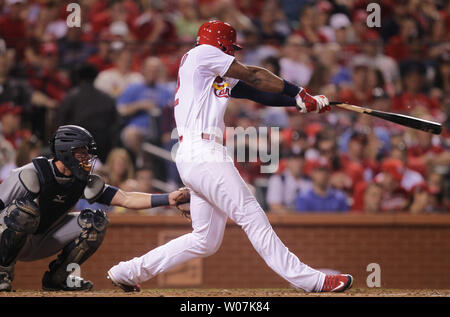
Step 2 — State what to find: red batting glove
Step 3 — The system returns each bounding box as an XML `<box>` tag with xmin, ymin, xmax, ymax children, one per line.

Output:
<box><xmin>295</xmin><ymin>89</ymin><xmax>331</xmax><ymax>113</ymax></box>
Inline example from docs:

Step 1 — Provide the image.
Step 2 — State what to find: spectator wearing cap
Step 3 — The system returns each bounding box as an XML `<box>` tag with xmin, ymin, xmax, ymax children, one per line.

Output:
<box><xmin>388</xmin><ymin>135</ymin><xmax>424</xmax><ymax>193</ymax></box>
<box><xmin>295</xmin><ymin>157</ymin><xmax>349</xmax><ymax>213</ymax></box>
<box><xmin>94</xmin><ymin>48</ymin><xmax>144</xmax><ymax>98</ymax></box>
<box><xmin>27</xmin><ymin>41</ymin><xmax>71</xmax><ymax>138</ymax></box>
<box><xmin>56</xmin><ymin>63</ymin><xmax>120</xmax><ymax>163</ymax></box>
<box><xmin>373</xmin><ymin>158</ymin><xmax>410</xmax><ymax>212</ymax></box>
<box><xmin>266</xmin><ymin>149</ymin><xmax>312</xmax><ymax>213</ymax></box>
<box><xmin>116</xmin><ymin>56</ymin><xmax>173</xmax><ymax>167</ymax></box>
<box><xmin>408</xmin><ymin>182</ymin><xmax>445</xmax><ymax>213</ymax></box>
<box><xmin>329</xmin><ymin>13</ymin><xmax>352</xmax><ymax>44</ymax></box>
<box><xmin>281</xmin><ymin>128</ymin><xmax>308</xmax><ymax>156</ymax></box>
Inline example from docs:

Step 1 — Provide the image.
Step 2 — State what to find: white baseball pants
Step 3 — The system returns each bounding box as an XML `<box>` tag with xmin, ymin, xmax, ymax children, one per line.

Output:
<box><xmin>109</xmin><ymin>138</ymin><xmax>325</xmax><ymax>291</ymax></box>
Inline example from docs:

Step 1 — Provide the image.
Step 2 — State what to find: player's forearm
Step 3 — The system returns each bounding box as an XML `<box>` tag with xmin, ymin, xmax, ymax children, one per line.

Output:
<box><xmin>110</xmin><ymin>190</ymin><xmax>152</xmax><ymax>209</ymax></box>
<box><xmin>110</xmin><ymin>189</ymin><xmax>178</xmax><ymax>210</ymax></box>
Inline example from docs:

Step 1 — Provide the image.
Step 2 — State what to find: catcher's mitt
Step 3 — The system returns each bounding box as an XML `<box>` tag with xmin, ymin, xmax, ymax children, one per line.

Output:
<box><xmin>173</xmin><ymin>187</ymin><xmax>190</xmax><ymax>218</ymax></box>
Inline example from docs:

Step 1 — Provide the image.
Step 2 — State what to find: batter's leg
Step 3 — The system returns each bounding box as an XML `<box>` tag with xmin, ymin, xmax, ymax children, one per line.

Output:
<box><xmin>183</xmin><ymin>160</ymin><xmax>325</xmax><ymax>292</ymax></box>
<box><xmin>108</xmin><ymin>190</ymin><xmax>227</xmax><ymax>286</ymax></box>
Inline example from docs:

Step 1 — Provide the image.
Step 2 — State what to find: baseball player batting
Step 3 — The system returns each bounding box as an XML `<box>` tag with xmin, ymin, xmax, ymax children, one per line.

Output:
<box><xmin>108</xmin><ymin>21</ymin><xmax>353</xmax><ymax>293</ymax></box>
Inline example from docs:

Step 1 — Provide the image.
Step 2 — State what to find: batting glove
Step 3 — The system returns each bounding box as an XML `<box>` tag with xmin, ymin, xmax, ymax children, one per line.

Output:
<box><xmin>295</xmin><ymin>89</ymin><xmax>331</xmax><ymax>114</ymax></box>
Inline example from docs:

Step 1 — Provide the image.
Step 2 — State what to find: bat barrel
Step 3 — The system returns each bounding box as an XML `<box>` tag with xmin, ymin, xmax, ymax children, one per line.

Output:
<box><xmin>330</xmin><ymin>102</ymin><xmax>442</xmax><ymax>135</ymax></box>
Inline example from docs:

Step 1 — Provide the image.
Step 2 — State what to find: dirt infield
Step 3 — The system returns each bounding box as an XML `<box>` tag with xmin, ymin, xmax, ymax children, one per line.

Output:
<box><xmin>1</xmin><ymin>288</ymin><xmax>450</xmax><ymax>297</ymax></box>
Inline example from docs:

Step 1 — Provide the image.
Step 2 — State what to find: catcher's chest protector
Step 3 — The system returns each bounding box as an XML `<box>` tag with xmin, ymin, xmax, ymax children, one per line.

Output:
<box><xmin>32</xmin><ymin>157</ymin><xmax>86</xmax><ymax>234</ymax></box>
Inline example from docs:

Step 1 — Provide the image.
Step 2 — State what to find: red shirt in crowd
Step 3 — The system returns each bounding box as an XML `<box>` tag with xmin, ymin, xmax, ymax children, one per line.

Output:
<box><xmin>27</xmin><ymin>68</ymin><xmax>71</xmax><ymax>102</ymax></box>
<box><xmin>0</xmin><ymin>15</ymin><xmax>26</xmax><ymax>58</ymax></box>
<box><xmin>392</xmin><ymin>92</ymin><xmax>441</xmax><ymax>115</ymax></box>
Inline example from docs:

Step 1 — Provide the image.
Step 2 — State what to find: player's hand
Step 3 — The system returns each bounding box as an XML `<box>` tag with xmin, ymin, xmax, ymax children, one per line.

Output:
<box><xmin>295</xmin><ymin>89</ymin><xmax>331</xmax><ymax>113</ymax></box>
<box><xmin>169</xmin><ymin>187</ymin><xmax>190</xmax><ymax>218</ymax></box>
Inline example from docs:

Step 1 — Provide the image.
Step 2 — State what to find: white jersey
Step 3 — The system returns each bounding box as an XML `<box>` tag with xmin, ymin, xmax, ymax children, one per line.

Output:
<box><xmin>173</xmin><ymin>44</ymin><xmax>239</xmax><ymax>138</ymax></box>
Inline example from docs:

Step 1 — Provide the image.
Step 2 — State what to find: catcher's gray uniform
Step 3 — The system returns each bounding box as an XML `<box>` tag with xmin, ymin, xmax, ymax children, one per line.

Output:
<box><xmin>0</xmin><ymin>159</ymin><xmax>116</xmax><ymax>291</ymax></box>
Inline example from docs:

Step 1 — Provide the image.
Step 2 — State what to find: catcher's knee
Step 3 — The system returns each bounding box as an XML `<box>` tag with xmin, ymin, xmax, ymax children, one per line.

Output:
<box><xmin>77</xmin><ymin>208</ymin><xmax>109</xmax><ymax>247</ymax></box>
<box><xmin>4</xmin><ymin>199</ymin><xmax>40</xmax><ymax>234</ymax></box>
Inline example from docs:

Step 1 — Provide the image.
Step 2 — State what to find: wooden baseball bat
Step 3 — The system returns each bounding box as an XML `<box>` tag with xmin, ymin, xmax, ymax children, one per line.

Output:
<box><xmin>330</xmin><ymin>102</ymin><xmax>442</xmax><ymax>135</ymax></box>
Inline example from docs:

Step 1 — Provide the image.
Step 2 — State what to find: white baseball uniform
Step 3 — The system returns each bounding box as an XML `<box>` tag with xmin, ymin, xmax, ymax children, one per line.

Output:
<box><xmin>108</xmin><ymin>44</ymin><xmax>325</xmax><ymax>292</ymax></box>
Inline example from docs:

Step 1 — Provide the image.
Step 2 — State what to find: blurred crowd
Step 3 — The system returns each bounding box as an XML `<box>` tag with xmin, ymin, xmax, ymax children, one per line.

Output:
<box><xmin>0</xmin><ymin>0</ymin><xmax>449</xmax><ymax>214</ymax></box>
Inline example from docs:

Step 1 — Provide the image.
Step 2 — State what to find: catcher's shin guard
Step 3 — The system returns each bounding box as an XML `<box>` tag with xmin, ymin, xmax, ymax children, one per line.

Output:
<box><xmin>0</xmin><ymin>199</ymin><xmax>40</xmax><ymax>267</ymax></box>
<box><xmin>42</xmin><ymin>209</ymin><xmax>109</xmax><ymax>291</ymax></box>
<box><xmin>0</xmin><ymin>265</ymin><xmax>14</xmax><ymax>292</ymax></box>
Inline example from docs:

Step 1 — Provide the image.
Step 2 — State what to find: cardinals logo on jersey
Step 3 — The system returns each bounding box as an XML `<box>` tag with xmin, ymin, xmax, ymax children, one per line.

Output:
<box><xmin>212</xmin><ymin>77</ymin><xmax>230</xmax><ymax>98</ymax></box>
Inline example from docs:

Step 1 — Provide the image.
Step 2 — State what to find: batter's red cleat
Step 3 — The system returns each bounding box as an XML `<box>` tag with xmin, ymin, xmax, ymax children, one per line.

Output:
<box><xmin>321</xmin><ymin>274</ymin><xmax>353</xmax><ymax>292</ymax></box>
<box><xmin>107</xmin><ymin>270</ymin><xmax>141</xmax><ymax>293</ymax></box>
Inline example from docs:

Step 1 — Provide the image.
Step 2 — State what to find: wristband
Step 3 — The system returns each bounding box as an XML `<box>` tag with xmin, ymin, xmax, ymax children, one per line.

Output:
<box><xmin>282</xmin><ymin>80</ymin><xmax>301</xmax><ymax>97</ymax></box>
<box><xmin>151</xmin><ymin>194</ymin><xmax>170</xmax><ymax>207</ymax></box>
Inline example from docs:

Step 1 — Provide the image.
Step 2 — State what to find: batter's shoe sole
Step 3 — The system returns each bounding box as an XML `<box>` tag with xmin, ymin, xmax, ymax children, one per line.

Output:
<box><xmin>321</xmin><ymin>274</ymin><xmax>353</xmax><ymax>292</ymax></box>
<box><xmin>107</xmin><ymin>270</ymin><xmax>141</xmax><ymax>292</ymax></box>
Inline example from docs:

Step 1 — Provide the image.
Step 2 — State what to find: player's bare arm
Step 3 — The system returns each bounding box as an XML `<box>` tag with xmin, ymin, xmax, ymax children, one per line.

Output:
<box><xmin>225</xmin><ymin>60</ymin><xmax>330</xmax><ymax>114</ymax></box>
<box><xmin>225</xmin><ymin>61</ymin><xmax>285</xmax><ymax>93</ymax></box>
<box><xmin>109</xmin><ymin>187</ymin><xmax>190</xmax><ymax>215</ymax></box>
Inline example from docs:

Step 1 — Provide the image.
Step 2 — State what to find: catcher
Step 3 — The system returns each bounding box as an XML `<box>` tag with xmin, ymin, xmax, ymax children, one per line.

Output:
<box><xmin>0</xmin><ymin>125</ymin><xmax>190</xmax><ymax>292</ymax></box>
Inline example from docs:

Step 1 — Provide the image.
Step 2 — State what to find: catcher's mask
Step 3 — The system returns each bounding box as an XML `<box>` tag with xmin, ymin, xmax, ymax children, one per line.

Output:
<box><xmin>196</xmin><ymin>20</ymin><xmax>242</xmax><ymax>56</ymax></box>
<box><xmin>50</xmin><ymin>125</ymin><xmax>98</xmax><ymax>182</ymax></box>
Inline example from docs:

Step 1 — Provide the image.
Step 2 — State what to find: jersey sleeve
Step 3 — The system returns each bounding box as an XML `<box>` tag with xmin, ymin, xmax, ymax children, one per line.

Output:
<box><xmin>225</xmin><ymin>77</ymin><xmax>239</xmax><ymax>89</ymax></box>
<box><xmin>196</xmin><ymin>45</ymin><xmax>235</xmax><ymax>78</ymax></box>
<box><xmin>94</xmin><ymin>185</ymin><xmax>119</xmax><ymax>206</ymax></box>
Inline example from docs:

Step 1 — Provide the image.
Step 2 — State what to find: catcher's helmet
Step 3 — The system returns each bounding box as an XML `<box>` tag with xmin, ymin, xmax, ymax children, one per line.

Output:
<box><xmin>196</xmin><ymin>20</ymin><xmax>242</xmax><ymax>56</ymax></box>
<box><xmin>50</xmin><ymin>125</ymin><xmax>97</xmax><ymax>181</ymax></box>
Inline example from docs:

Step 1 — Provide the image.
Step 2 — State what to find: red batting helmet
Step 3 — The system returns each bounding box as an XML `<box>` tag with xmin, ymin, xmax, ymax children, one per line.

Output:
<box><xmin>196</xmin><ymin>20</ymin><xmax>242</xmax><ymax>56</ymax></box>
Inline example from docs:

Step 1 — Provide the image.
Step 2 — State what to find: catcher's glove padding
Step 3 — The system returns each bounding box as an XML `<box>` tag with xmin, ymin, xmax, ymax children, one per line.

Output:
<box><xmin>174</xmin><ymin>187</ymin><xmax>190</xmax><ymax>218</ymax></box>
